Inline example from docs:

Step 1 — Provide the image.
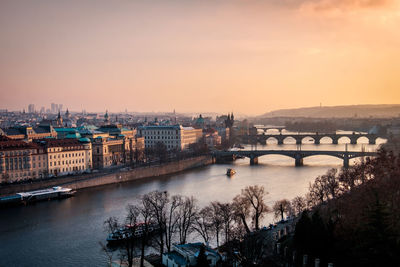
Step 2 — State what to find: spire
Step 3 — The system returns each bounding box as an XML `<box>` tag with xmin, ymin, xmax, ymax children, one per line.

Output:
<box><xmin>104</xmin><ymin>110</ymin><xmax>109</xmax><ymax>123</ymax></box>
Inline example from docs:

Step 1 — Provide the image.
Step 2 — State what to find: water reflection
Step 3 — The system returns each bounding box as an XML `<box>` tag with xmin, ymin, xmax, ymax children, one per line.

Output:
<box><xmin>0</xmin><ymin>140</ymin><xmax>385</xmax><ymax>266</ymax></box>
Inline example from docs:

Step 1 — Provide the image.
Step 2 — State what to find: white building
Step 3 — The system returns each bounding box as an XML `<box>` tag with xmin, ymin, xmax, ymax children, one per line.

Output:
<box><xmin>39</xmin><ymin>138</ymin><xmax>92</xmax><ymax>177</ymax></box>
<box><xmin>162</xmin><ymin>243</ymin><xmax>221</xmax><ymax>267</ymax></box>
<box><xmin>138</xmin><ymin>125</ymin><xmax>202</xmax><ymax>151</ymax></box>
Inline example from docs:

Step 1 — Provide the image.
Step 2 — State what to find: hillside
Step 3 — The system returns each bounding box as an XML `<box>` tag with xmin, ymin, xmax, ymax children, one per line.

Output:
<box><xmin>260</xmin><ymin>104</ymin><xmax>400</xmax><ymax>118</ymax></box>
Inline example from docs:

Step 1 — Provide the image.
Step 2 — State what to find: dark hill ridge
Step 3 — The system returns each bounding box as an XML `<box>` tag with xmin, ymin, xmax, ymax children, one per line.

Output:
<box><xmin>260</xmin><ymin>104</ymin><xmax>400</xmax><ymax>118</ymax></box>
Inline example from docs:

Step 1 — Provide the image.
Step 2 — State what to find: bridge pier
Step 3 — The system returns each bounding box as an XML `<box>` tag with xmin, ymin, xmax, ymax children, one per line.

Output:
<box><xmin>296</xmin><ymin>139</ymin><xmax>302</xmax><ymax>145</ymax></box>
<box><xmin>343</xmin><ymin>155</ymin><xmax>349</xmax><ymax>168</ymax></box>
<box><xmin>295</xmin><ymin>157</ymin><xmax>303</xmax><ymax>167</ymax></box>
<box><xmin>278</xmin><ymin>139</ymin><xmax>284</xmax><ymax>145</ymax></box>
<box><xmin>332</xmin><ymin>138</ymin><xmax>339</xmax><ymax>145</ymax></box>
<box><xmin>250</xmin><ymin>156</ymin><xmax>259</xmax><ymax>165</ymax></box>
<box><xmin>314</xmin><ymin>138</ymin><xmax>320</xmax><ymax>145</ymax></box>
<box><xmin>350</xmin><ymin>138</ymin><xmax>357</xmax><ymax>145</ymax></box>
<box><xmin>295</xmin><ymin>154</ymin><xmax>303</xmax><ymax>167</ymax></box>
<box><xmin>369</xmin><ymin>138</ymin><xmax>376</xmax><ymax>145</ymax></box>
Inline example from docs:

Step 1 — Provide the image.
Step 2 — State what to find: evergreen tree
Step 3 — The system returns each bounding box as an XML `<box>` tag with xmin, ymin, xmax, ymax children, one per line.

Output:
<box><xmin>196</xmin><ymin>244</ymin><xmax>210</xmax><ymax>267</ymax></box>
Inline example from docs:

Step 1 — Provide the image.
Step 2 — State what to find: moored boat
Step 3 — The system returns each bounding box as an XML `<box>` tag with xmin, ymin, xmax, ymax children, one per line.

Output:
<box><xmin>106</xmin><ymin>222</ymin><xmax>159</xmax><ymax>244</ymax></box>
<box><xmin>0</xmin><ymin>186</ymin><xmax>75</xmax><ymax>206</ymax></box>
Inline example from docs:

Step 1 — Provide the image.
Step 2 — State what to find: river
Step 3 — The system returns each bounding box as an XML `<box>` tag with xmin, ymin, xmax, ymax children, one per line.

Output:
<box><xmin>0</xmin><ymin>134</ymin><xmax>386</xmax><ymax>266</ymax></box>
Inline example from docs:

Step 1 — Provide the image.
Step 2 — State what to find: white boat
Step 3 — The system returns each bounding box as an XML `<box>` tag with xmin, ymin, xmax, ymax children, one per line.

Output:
<box><xmin>226</xmin><ymin>168</ymin><xmax>236</xmax><ymax>176</ymax></box>
<box><xmin>17</xmin><ymin>186</ymin><xmax>76</xmax><ymax>202</ymax></box>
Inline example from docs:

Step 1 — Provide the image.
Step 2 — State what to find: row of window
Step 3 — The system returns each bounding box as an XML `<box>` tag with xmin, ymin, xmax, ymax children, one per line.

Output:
<box><xmin>142</xmin><ymin>130</ymin><xmax>179</xmax><ymax>135</ymax></box>
<box><xmin>146</xmin><ymin>140</ymin><xmax>179</xmax><ymax>145</ymax></box>
<box><xmin>48</xmin><ymin>146</ymin><xmax>84</xmax><ymax>152</ymax></box>
<box><xmin>49</xmin><ymin>152</ymin><xmax>88</xmax><ymax>159</ymax></box>
<box><xmin>50</xmin><ymin>159</ymin><xmax>85</xmax><ymax>167</ymax></box>
<box><xmin>0</xmin><ymin>150</ymin><xmax>36</xmax><ymax>156</ymax></box>
<box><xmin>50</xmin><ymin>166</ymin><xmax>86</xmax><ymax>173</ymax></box>
<box><xmin>146</xmin><ymin>135</ymin><xmax>179</xmax><ymax>140</ymax></box>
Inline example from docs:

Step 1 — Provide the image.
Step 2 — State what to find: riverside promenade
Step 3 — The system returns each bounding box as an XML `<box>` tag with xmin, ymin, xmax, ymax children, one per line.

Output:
<box><xmin>0</xmin><ymin>155</ymin><xmax>213</xmax><ymax>196</ymax></box>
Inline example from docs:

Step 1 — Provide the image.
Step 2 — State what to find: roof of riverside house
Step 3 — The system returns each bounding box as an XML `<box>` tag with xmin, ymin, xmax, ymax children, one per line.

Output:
<box><xmin>175</xmin><ymin>242</ymin><xmax>220</xmax><ymax>258</ymax></box>
<box><xmin>164</xmin><ymin>251</ymin><xmax>187</xmax><ymax>266</ymax></box>
<box><xmin>35</xmin><ymin>138</ymin><xmax>87</xmax><ymax>148</ymax></box>
<box><xmin>0</xmin><ymin>140</ymin><xmax>39</xmax><ymax>150</ymax></box>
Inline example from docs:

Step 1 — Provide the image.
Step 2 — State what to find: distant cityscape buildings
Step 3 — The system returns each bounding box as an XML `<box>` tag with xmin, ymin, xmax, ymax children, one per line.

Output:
<box><xmin>0</xmin><ymin>107</ymin><xmax>235</xmax><ymax>183</ymax></box>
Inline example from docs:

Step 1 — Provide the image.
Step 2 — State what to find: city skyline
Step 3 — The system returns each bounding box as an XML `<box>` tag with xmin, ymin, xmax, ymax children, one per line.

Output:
<box><xmin>1</xmin><ymin>0</ymin><xmax>400</xmax><ymax>115</ymax></box>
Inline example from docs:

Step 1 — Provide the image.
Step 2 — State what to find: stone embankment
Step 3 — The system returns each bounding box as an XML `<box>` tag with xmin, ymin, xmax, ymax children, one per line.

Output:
<box><xmin>0</xmin><ymin>155</ymin><xmax>213</xmax><ymax>196</ymax></box>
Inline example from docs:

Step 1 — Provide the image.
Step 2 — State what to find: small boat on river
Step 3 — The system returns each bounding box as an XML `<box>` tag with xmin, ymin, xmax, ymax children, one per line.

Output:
<box><xmin>107</xmin><ymin>222</ymin><xmax>159</xmax><ymax>244</ymax></box>
<box><xmin>226</xmin><ymin>168</ymin><xmax>236</xmax><ymax>176</ymax></box>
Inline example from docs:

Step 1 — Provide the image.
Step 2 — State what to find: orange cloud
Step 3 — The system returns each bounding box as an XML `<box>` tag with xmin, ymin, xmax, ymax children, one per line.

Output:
<box><xmin>299</xmin><ymin>0</ymin><xmax>391</xmax><ymax>11</ymax></box>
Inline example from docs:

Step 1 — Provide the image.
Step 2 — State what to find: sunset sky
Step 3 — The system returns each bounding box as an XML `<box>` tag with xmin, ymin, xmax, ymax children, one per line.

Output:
<box><xmin>0</xmin><ymin>0</ymin><xmax>399</xmax><ymax>115</ymax></box>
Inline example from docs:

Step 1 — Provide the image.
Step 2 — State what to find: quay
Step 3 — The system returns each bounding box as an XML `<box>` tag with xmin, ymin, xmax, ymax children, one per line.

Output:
<box><xmin>0</xmin><ymin>155</ymin><xmax>212</xmax><ymax>197</ymax></box>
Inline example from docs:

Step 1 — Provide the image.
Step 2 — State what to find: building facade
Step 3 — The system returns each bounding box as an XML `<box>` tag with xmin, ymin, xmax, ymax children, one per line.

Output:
<box><xmin>37</xmin><ymin>138</ymin><xmax>92</xmax><ymax>177</ymax></box>
<box><xmin>0</xmin><ymin>125</ymin><xmax>57</xmax><ymax>140</ymax></box>
<box><xmin>138</xmin><ymin>125</ymin><xmax>203</xmax><ymax>151</ymax></box>
<box><xmin>0</xmin><ymin>136</ymin><xmax>48</xmax><ymax>183</ymax></box>
<box><xmin>92</xmin><ymin>135</ymin><xmax>145</xmax><ymax>169</ymax></box>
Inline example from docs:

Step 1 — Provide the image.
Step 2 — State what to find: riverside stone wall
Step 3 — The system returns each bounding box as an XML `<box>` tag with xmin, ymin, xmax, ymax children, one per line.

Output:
<box><xmin>0</xmin><ymin>156</ymin><xmax>213</xmax><ymax>196</ymax></box>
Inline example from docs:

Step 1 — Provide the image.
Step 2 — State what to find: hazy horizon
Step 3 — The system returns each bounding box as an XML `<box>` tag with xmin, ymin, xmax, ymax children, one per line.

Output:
<box><xmin>1</xmin><ymin>0</ymin><xmax>400</xmax><ymax>115</ymax></box>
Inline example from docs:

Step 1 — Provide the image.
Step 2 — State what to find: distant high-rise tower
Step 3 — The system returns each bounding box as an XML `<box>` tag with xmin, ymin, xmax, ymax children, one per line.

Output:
<box><xmin>51</xmin><ymin>103</ymin><xmax>57</xmax><ymax>113</ymax></box>
<box><xmin>28</xmin><ymin>104</ymin><xmax>35</xmax><ymax>113</ymax></box>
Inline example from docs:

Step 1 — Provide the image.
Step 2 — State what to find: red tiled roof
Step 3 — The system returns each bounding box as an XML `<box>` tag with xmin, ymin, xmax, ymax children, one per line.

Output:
<box><xmin>36</xmin><ymin>139</ymin><xmax>83</xmax><ymax>148</ymax></box>
<box><xmin>0</xmin><ymin>140</ymin><xmax>39</xmax><ymax>150</ymax></box>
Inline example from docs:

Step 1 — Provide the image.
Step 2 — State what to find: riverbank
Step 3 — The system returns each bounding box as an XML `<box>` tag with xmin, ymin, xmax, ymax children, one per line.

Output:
<box><xmin>0</xmin><ymin>155</ymin><xmax>213</xmax><ymax>196</ymax></box>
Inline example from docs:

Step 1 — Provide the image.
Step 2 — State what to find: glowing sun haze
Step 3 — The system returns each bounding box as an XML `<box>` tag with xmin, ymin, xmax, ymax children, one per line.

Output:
<box><xmin>0</xmin><ymin>0</ymin><xmax>399</xmax><ymax>115</ymax></box>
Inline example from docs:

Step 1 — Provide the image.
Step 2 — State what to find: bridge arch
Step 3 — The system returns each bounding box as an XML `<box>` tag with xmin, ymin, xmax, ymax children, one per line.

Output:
<box><xmin>338</xmin><ymin>136</ymin><xmax>351</xmax><ymax>144</ymax></box>
<box><xmin>282</xmin><ymin>136</ymin><xmax>297</xmax><ymax>144</ymax></box>
<box><xmin>301</xmin><ymin>136</ymin><xmax>316</xmax><ymax>144</ymax></box>
<box><xmin>266</xmin><ymin>136</ymin><xmax>279</xmax><ymax>144</ymax></box>
<box><xmin>319</xmin><ymin>136</ymin><xmax>334</xmax><ymax>144</ymax></box>
<box><xmin>356</xmin><ymin>136</ymin><xmax>369</xmax><ymax>144</ymax></box>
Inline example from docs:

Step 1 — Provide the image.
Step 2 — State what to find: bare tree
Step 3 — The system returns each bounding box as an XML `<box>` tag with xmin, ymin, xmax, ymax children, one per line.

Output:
<box><xmin>272</xmin><ymin>199</ymin><xmax>292</xmax><ymax>221</ymax></box>
<box><xmin>99</xmin><ymin>241</ymin><xmax>114</xmax><ymax>267</ymax></box>
<box><xmin>142</xmin><ymin>191</ymin><xmax>168</xmax><ymax>255</ymax></box>
<box><xmin>322</xmin><ymin>168</ymin><xmax>339</xmax><ymax>199</ymax></box>
<box><xmin>104</xmin><ymin>216</ymin><xmax>120</xmax><ymax>233</ymax></box>
<box><xmin>241</xmin><ymin>185</ymin><xmax>270</xmax><ymax>230</ymax></box>
<box><xmin>164</xmin><ymin>194</ymin><xmax>181</xmax><ymax>252</ymax></box>
<box><xmin>176</xmin><ymin>196</ymin><xmax>197</xmax><ymax>244</ymax></box>
<box><xmin>193</xmin><ymin>206</ymin><xmax>213</xmax><ymax>244</ymax></box>
<box><xmin>210</xmin><ymin>201</ymin><xmax>224</xmax><ymax>247</ymax></box>
<box><xmin>307</xmin><ymin>176</ymin><xmax>326</xmax><ymax>206</ymax></box>
<box><xmin>124</xmin><ymin>205</ymin><xmax>141</xmax><ymax>267</ymax></box>
<box><xmin>218</xmin><ymin>202</ymin><xmax>235</xmax><ymax>244</ymax></box>
<box><xmin>291</xmin><ymin>196</ymin><xmax>306</xmax><ymax>215</ymax></box>
<box><xmin>103</xmin><ymin>213</ymin><xmax>140</xmax><ymax>267</ymax></box>
<box><xmin>138</xmin><ymin>198</ymin><xmax>154</xmax><ymax>267</ymax></box>
<box><xmin>232</xmin><ymin>194</ymin><xmax>251</xmax><ymax>234</ymax></box>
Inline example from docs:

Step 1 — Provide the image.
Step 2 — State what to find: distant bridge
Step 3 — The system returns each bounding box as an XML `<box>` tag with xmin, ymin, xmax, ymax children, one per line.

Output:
<box><xmin>240</xmin><ymin>133</ymin><xmax>380</xmax><ymax>145</ymax></box>
<box><xmin>213</xmin><ymin>149</ymin><xmax>378</xmax><ymax>167</ymax></box>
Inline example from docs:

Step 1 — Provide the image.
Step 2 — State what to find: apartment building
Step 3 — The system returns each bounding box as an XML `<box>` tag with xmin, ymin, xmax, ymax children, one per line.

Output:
<box><xmin>137</xmin><ymin>125</ymin><xmax>202</xmax><ymax>151</ymax></box>
<box><xmin>37</xmin><ymin>138</ymin><xmax>92</xmax><ymax>177</ymax></box>
<box><xmin>0</xmin><ymin>136</ymin><xmax>47</xmax><ymax>183</ymax></box>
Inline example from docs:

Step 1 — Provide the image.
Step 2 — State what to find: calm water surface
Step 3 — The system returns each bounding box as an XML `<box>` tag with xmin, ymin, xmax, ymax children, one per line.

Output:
<box><xmin>0</xmin><ymin>137</ymin><xmax>385</xmax><ymax>267</ymax></box>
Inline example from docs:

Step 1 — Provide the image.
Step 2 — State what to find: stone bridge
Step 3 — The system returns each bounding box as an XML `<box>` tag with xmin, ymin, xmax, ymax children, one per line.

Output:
<box><xmin>240</xmin><ymin>133</ymin><xmax>380</xmax><ymax>145</ymax></box>
<box><xmin>213</xmin><ymin>150</ymin><xmax>377</xmax><ymax>167</ymax></box>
